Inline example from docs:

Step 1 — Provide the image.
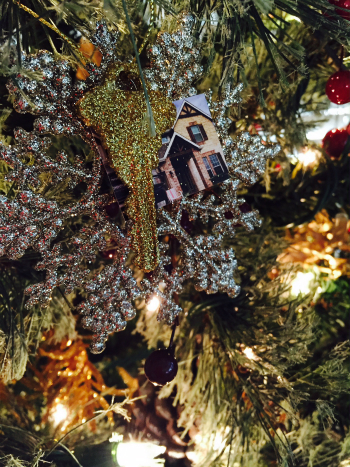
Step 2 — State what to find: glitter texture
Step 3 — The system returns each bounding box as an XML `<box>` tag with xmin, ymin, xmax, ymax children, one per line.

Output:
<box><xmin>144</xmin><ymin>13</ymin><xmax>203</xmax><ymax>100</ymax></box>
<box><xmin>78</xmin><ymin>62</ymin><xmax>176</xmax><ymax>272</ymax></box>
<box><xmin>1</xmin><ymin>16</ymin><xmax>280</xmax><ymax>353</ymax></box>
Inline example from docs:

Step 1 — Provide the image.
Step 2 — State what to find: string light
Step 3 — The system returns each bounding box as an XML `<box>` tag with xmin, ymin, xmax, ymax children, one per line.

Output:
<box><xmin>109</xmin><ymin>434</ymin><xmax>166</xmax><ymax>467</ymax></box>
<box><xmin>147</xmin><ymin>295</ymin><xmax>161</xmax><ymax>312</ymax></box>
<box><xmin>52</xmin><ymin>403</ymin><xmax>68</xmax><ymax>425</ymax></box>
<box><xmin>295</xmin><ymin>149</ymin><xmax>318</xmax><ymax>166</ymax></box>
<box><xmin>243</xmin><ymin>347</ymin><xmax>260</xmax><ymax>361</ymax></box>
<box><xmin>117</xmin><ymin>442</ymin><xmax>166</xmax><ymax>467</ymax></box>
<box><xmin>291</xmin><ymin>271</ymin><xmax>314</xmax><ymax>296</ymax></box>
<box><xmin>187</xmin><ymin>427</ymin><xmax>230</xmax><ymax>464</ymax></box>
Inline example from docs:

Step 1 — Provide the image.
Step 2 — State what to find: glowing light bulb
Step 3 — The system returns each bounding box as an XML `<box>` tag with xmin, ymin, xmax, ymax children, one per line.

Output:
<box><xmin>109</xmin><ymin>433</ymin><xmax>123</xmax><ymax>443</ymax></box>
<box><xmin>52</xmin><ymin>404</ymin><xmax>68</xmax><ymax>425</ymax></box>
<box><xmin>296</xmin><ymin>149</ymin><xmax>318</xmax><ymax>166</ymax></box>
<box><xmin>243</xmin><ymin>347</ymin><xmax>259</xmax><ymax>361</ymax></box>
<box><xmin>117</xmin><ymin>441</ymin><xmax>166</xmax><ymax>467</ymax></box>
<box><xmin>291</xmin><ymin>271</ymin><xmax>314</xmax><ymax>296</ymax></box>
<box><xmin>147</xmin><ymin>296</ymin><xmax>160</xmax><ymax>312</ymax></box>
<box><xmin>213</xmin><ymin>431</ymin><xmax>226</xmax><ymax>451</ymax></box>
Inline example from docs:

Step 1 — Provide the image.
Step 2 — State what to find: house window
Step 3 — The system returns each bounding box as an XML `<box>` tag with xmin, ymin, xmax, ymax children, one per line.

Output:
<box><xmin>203</xmin><ymin>153</ymin><xmax>226</xmax><ymax>179</ymax></box>
<box><xmin>187</xmin><ymin>124</ymin><xmax>208</xmax><ymax>143</ymax></box>
<box><xmin>203</xmin><ymin>157</ymin><xmax>214</xmax><ymax>178</ymax></box>
<box><xmin>209</xmin><ymin>154</ymin><xmax>224</xmax><ymax>175</ymax></box>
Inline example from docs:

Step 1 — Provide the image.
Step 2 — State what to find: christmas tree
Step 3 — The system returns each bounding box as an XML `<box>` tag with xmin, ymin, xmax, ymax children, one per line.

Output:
<box><xmin>0</xmin><ymin>1</ymin><xmax>349</xmax><ymax>466</ymax></box>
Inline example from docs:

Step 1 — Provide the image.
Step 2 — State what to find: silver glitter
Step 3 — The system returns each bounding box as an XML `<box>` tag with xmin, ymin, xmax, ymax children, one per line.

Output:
<box><xmin>0</xmin><ymin>17</ymin><xmax>280</xmax><ymax>352</ymax></box>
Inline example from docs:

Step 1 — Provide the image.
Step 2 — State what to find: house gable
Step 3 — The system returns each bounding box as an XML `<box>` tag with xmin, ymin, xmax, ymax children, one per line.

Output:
<box><xmin>175</xmin><ymin>100</ymin><xmax>212</xmax><ymax>124</ymax></box>
<box><xmin>160</xmin><ymin>132</ymin><xmax>200</xmax><ymax>161</ymax></box>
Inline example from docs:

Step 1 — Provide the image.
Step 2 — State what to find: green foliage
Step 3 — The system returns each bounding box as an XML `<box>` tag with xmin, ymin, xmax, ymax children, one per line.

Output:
<box><xmin>0</xmin><ymin>261</ymin><xmax>77</xmax><ymax>382</ymax></box>
<box><xmin>181</xmin><ymin>0</ymin><xmax>350</xmax><ymax>86</ymax></box>
<box><xmin>0</xmin><ymin>0</ymin><xmax>97</xmax><ymax>65</ymax></box>
<box><xmin>240</xmin><ymin>151</ymin><xmax>350</xmax><ymax>229</ymax></box>
<box><xmin>136</xmin><ymin>224</ymin><xmax>350</xmax><ymax>466</ymax></box>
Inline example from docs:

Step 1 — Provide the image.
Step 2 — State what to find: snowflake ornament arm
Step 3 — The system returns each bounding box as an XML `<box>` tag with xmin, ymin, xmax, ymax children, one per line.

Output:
<box><xmin>144</xmin><ymin>14</ymin><xmax>203</xmax><ymax>100</ymax></box>
<box><xmin>158</xmin><ymin>206</ymin><xmax>240</xmax><ymax>298</ymax></box>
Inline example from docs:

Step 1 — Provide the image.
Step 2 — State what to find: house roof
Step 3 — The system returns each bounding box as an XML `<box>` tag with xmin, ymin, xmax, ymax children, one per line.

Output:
<box><xmin>174</xmin><ymin>98</ymin><xmax>212</xmax><ymax>125</ymax></box>
<box><xmin>159</xmin><ymin>131</ymin><xmax>201</xmax><ymax>161</ymax></box>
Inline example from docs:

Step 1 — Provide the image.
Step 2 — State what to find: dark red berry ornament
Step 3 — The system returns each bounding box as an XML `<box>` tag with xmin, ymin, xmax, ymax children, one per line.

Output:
<box><xmin>329</xmin><ymin>0</ymin><xmax>350</xmax><ymax>20</ymax></box>
<box><xmin>144</xmin><ymin>348</ymin><xmax>178</xmax><ymax>386</ymax></box>
<box><xmin>145</xmin><ymin>318</ymin><xmax>179</xmax><ymax>386</ymax></box>
<box><xmin>322</xmin><ymin>128</ymin><xmax>349</xmax><ymax>158</ymax></box>
<box><xmin>326</xmin><ymin>70</ymin><xmax>350</xmax><ymax>105</ymax></box>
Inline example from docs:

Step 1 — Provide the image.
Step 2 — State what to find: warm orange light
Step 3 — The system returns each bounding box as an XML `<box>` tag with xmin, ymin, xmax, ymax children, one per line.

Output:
<box><xmin>76</xmin><ymin>38</ymin><xmax>103</xmax><ymax>81</ymax></box>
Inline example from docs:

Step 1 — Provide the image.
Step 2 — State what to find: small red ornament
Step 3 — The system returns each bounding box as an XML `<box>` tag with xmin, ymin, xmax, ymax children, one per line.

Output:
<box><xmin>329</xmin><ymin>0</ymin><xmax>350</xmax><ymax>20</ymax></box>
<box><xmin>322</xmin><ymin>128</ymin><xmax>349</xmax><ymax>158</ymax></box>
<box><xmin>326</xmin><ymin>70</ymin><xmax>350</xmax><ymax>105</ymax></box>
<box><xmin>144</xmin><ymin>348</ymin><xmax>178</xmax><ymax>386</ymax></box>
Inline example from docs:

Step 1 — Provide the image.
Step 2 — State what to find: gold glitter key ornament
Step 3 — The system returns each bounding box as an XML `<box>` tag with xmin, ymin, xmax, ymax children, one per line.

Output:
<box><xmin>78</xmin><ymin>62</ymin><xmax>176</xmax><ymax>271</ymax></box>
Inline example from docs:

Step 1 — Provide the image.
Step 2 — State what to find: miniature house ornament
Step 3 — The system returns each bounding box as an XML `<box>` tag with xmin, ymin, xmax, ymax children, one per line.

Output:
<box><xmin>153</xmin><ymin>94</ymin><xmax>230</xmax><ymax>209</ymax></box>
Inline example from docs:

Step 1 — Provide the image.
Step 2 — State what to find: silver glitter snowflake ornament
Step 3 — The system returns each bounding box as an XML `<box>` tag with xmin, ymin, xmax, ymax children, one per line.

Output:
<box><xmin>0</xmin><ymin>16</ymin><xmax>280</xmax><ymax>353</ymax></box>
<box><xmin>145</xmin><ymin>14</ymin><xmax>203</xmax><ymax>99</ymax></box>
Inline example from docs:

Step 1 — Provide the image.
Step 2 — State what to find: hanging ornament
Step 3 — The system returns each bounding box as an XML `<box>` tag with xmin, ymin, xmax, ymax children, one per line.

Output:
<box><xmin>325</xmin><ymin>70</ymin><xmax>350</xmax><ymax>105</ymax></box>
<box><xmin>322</xmin><ymin>128</ymin><xmax>349</xmax><ymax>158</ymax></box>
<box><xmin>1</xmin><ymin>16</ymin><xmax>280</xmax><ymax>353</ymax></box>
<box><xmin>145</xmin><ymin>319</ymin><xmax>178</xmax><ymax>386</ymax></box>
<box><xmin>329</xmin><ymin>0</ymin><xmax>350</xmax><ymax>20</ymax></box>
<box><xmin>144</xmin><ymin>348</ymin><xmax>178</xmax><ymax>386</ymax></box>
<box><xmin>180</xmin><ymin>210</ymin><xmax>193</xmax><ymax>234</ymax></box>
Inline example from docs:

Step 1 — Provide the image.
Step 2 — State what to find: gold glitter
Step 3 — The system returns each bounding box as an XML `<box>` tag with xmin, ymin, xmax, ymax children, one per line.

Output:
<box><xmin>77</xmin><ymin>62</ymin><xmax>176</xmax><ymax>272</ymax></box>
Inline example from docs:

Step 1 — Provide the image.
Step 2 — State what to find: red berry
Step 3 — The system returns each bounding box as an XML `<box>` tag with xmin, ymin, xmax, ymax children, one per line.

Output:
<box><xmin>322</xmin><ymin>128</ymin><xmax>349</xmax><ymax>158</ymax></box>
<box><xmin>326</xmin><ymin>70</ymin><xmax>350</xmax><ymax>105</ymax></box>
<box><xmin>144</xmin><ymin>349</ymin><xmax>178</xmax><ymax>386</ymax></box>
<box><xmin>329</xmin><ymin>0</ymin><xmax>350</xmax><ymax>20</ymax></box>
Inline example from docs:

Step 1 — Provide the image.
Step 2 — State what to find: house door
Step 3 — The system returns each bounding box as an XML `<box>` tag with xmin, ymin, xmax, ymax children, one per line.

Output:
<box><xmin>171</xmin><ymin>155</ymin><xmax>197</xmax><ymax>196</ymax></box>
